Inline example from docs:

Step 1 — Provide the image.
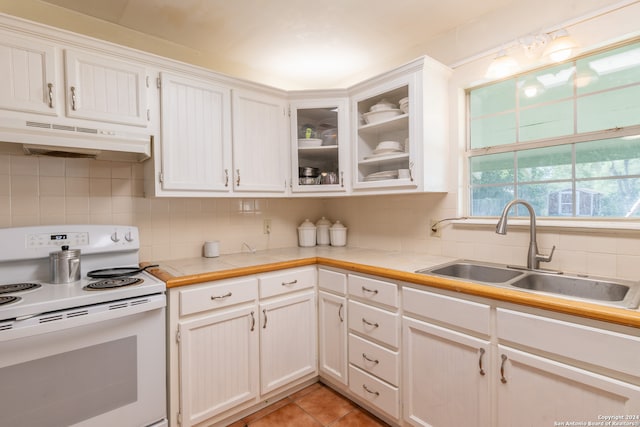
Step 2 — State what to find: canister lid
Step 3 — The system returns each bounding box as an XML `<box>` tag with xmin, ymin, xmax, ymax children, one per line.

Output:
<box><xmin>298</xmin><ymin>219</ymin><xmax>316</xmax><ymax>229</ymax></box>
<box><xmin>330</xmin><ymin>220</ymin><xmax>347</xmax><ymax>230</ymax></box>
<box><xmin>49</xmin><ymin>245</ymin><xmax>81</xmax><ymax>259</ymax></box>
<box><xmin>316</xmin><ymin>216</ymin><xmax>331</xmax><ymax>227</ymax></box>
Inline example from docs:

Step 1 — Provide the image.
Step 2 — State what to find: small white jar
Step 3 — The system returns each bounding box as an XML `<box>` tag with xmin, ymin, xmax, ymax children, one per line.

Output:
<box><xmin>315</xmin><ymin>216</ymin><xmax>331</xmax><ymax>246</ymax></box>
<box><xmin>297</xmin><ymin>219</ymin><xmax>317</xmax><ymax>247</ymax></box>
<box><xmin>329</xmin><ymin>220</ymin><xmax>347</xmax><ymax>247</ymax></box>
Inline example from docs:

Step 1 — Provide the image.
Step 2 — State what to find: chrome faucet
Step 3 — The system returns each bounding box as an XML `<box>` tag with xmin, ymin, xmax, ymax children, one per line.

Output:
<box><xmin>496</xmin><ymin>199</ymin><xmax>555</xmax><ymax>270</ymax></box>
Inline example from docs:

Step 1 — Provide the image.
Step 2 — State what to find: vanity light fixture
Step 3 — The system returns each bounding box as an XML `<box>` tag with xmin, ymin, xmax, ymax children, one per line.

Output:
<box><xmin>543</xmin><ymin>29</ymin><xmax>578</xmax><ymax>62</ymax></box>
<box><xmin>485</xmin><ymin>51</ymin><xmax>521</xmax><ymax>79</ymax></box>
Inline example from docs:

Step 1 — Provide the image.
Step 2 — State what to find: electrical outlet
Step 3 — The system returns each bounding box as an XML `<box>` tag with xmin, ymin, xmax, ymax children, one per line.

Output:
<box><xmin>263</xmin><ymin>219</ymin><xmax>272</xmax><ymax>234</ymax></box>
<box><xmin>430</xmin><ymin>219</ymin><xmax>441</xmax><ymax>238</ymax></box>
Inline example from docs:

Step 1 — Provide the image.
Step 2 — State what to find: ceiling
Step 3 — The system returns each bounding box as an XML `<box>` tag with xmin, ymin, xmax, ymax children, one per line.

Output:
<box><xmin>35</xmin><ymin>0</ymin><xmax>629</xmax><ymax>89</ymax></box>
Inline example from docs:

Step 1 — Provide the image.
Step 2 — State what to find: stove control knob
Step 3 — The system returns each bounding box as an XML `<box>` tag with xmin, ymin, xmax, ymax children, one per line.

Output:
<box><xmin>125</xmin><ymin>231</ymin><xmax>134</xmax><ymax>242</ymax></box>
<box><xmin>111</xmin><ymin>232</ymin><xmax>120</xmax><ymax>243</ymax></box>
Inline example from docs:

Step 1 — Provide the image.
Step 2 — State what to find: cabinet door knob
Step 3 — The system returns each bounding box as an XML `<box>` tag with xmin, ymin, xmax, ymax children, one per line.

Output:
<box><xmin>224</xmin><ymin>169</ymin><xmax>229</xmax><ymax>187</ymax></box>
<box><xmin>338</xmin><ymin>303</ymin><xmax>344</xmax><ymax>322</ymax></box>
<box><xmin>250</xmin><ymin>311</ymin><xmax>255</xmax><ymax>331</ymax></box>
<box><xmin>236</xmin><ymin>169</ymin><xmax>241</xmax><ymax>186</ymax></box>
<box><xmin>262</xmin><ymin>309</ymin><xmax>268</xmax><ymax>329</ymax></box>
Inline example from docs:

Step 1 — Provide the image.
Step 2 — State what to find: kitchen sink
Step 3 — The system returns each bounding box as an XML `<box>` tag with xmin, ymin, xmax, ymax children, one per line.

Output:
<box><xmin>416</xmin><ymin>262</ymin><xmax>524</xmax><ymax>283</ymax></box>
<box><xmin>511</xmin><ymin>274</ymin><xmax>637</xmax><ymax>303</ymax></box>
<box><xmin>416</xmin><ymin>260</ymin><xmax>640</xmax><ymax>309</ymax></box>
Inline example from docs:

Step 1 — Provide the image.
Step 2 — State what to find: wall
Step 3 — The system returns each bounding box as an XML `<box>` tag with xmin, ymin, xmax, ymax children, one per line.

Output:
<box><xmin>0</xmin><ymin>151</ymin><xmax>325</xmax><ymax>262</ymax></box>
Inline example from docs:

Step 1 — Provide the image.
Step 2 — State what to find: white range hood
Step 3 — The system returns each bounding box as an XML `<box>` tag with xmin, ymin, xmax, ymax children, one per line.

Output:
<box><xmin>0</xmin><ymin>117</ymin><xmax>152</xmax><ymax>162</ymax></box>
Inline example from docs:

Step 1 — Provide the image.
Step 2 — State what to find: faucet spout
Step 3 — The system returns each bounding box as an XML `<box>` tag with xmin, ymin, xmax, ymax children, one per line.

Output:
<box><xmin>496</xmin><ymin>199</ymin><xmax>555</xmax><ymax>270</ymax></box>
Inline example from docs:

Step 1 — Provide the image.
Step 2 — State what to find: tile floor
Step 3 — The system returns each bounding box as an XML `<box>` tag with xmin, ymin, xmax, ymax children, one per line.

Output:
<box><xmin>228</xmin><ymin>382</ymin><xmax>390</xmax><ymax>427</ymax></box>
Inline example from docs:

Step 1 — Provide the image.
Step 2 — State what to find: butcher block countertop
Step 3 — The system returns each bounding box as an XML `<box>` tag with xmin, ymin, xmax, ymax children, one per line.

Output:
<box><xmin>142</xmin><ymin>246</ymin><xmax>640</xmax><ymax>329</ymax></box>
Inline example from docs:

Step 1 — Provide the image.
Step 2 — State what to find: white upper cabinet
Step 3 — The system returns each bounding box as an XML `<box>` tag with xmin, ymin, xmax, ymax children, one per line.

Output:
<box><xmin>232</xmin><ymin>89</ymin><xmax>288</xmax><ymax>193</ymax></box>
<box><xmin>0</xmin><ymin>30</ymin><xmax>58</xmax><ymax>116</ymax></box>
<box><xmin>350</xmin><ymin>57</ymin><xmax>451</xmax><ymax>193</ymax></box>
<box><xmin>158</xmin><ymin>72</ymin><xmax>231</xmax><ymax>193</ymax></box>
<box><xmin>289</xmin><ymin>96</ymin><xmax>349</xmax><ymax>193</ymax></box>
<box><xmin>64</xmin><ymin>49</ymin><xmax>148</xmax><ymax>127</ymax></box>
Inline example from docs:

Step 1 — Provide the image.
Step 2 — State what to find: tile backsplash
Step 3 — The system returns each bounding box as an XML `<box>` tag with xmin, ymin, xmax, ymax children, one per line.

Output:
<box><xmin>1</xmin><ymin>153</ymin><xmax>638</xmax><ymax>281</ymax></box>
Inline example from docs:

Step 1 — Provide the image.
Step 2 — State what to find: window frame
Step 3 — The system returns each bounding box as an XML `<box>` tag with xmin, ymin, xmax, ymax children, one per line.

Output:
<box><xmin>464</xmin><ymin>38</ymin><xmax>640</xmax><ymax>223</ymax></box>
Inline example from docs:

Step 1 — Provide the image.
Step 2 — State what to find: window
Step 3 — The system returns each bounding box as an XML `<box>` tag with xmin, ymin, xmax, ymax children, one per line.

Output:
<box><xmin>467</xmin><ymin>40</ymin><xmax>640</xmax><ymax>218</ymax></box>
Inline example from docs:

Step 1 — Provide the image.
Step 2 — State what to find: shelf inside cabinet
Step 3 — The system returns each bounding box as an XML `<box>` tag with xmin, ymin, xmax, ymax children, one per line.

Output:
<box><xmin>358</xmin><ymin>114</ymin><xmax>408</xmax><ymax>134</ymax></box>
<box><xmin>358</xmin><ymin>152</ymin><xmax>409</xmax><ymax>165</ymax></box>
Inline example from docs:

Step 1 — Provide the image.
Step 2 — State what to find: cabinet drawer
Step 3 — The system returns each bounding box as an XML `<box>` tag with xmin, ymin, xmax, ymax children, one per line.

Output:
<box><xmin>349</xmin><ymin>365</ymin><xmax>399</xmax><ymax>420</ymax></box>
<box><xmin>348</xmin><ymin>275</ymin><xmax>398</xmax><ymax>308</ymax></box>
<box><xmin>497</xmin><ymin>308</ymin><xmax>640</xmax><ymax>379</ymax></box>
<box><xmin>403</xmin><ymin>287</ymin><xmax>490</xmax><ymax>336</ymax></box>
<box><xmin>318</xmin><ymin>268</ymin><xmax>347</xmax><ymax>295</ymax></box>
<box><xmin>348</xmin><ymin>300</ymin><xmax>399</xmax><ymax>348</ymax></box>
<box><xmin>259</xmin><ymin>267</ymin><xmax>316</xmax><ymax>299</ymax></box>
<box><xmin>349</xmin><ymin>333</ymin><xmax>399</xmax><ymax>386</ymax></box>
<box><xmin>180</xmin><ymin>278</ymin><xmax>258</xmax><ymax>316</ymax></box>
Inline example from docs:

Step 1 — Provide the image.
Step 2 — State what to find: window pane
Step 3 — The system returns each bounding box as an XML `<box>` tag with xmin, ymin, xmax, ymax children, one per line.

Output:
<box><xmin>575</xmin><ymin>137</ymin><xmax>640</xmax><ymax>179</ymax></box>
<box><xmin>517</xmin><ymin>145</ymin><xmax>573</xmax><ymax>182</ymax></box>
<box><xmin>518</xmin><ymin>64</ymin><xmax>575</xmax><ymax>107</ymax></box>
<box><xmin>519</xmin><ymin>182</ymin><xmax>573</xmax><ymax>216</ymax></box>
<box><xmin>470</xmin><ymin>152</ymin><xmax>514</xmax><ymax>185</ymax></box>
<box><xmin>470</xmin><ymin>113</ymin><xmax>516</xmax><ymax>148</ymax></box>
<box><xmin>577</xmin><ymin>42</ymin><xmax>640</xmax><ymax>94</ymax></box>
<box><xmin>470</xmin><ymin>80</ymin><xmax>515</xmax><ymax>118</ymax></box>
<box><xmin>577</xmin><ymin>85</ymin><xmax>640</xmax><ymax>133</ymax></box>
<box><xmin>578</xmin><ymin>178</ymin><xmax>640</xmax><ymax>217</ymax></box>
<box><xmin>471</xmin><ymin>186</ymin><xmax>514</xmax><ymax>216</ymax></box>
<box><xmin>519</xmin><ymin>100</ymin><xmax>574</xmax><ymax>141</ymax></box>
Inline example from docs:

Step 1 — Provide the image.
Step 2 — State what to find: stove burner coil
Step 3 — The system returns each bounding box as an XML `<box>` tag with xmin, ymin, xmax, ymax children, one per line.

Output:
<box><xmin>84</xmin><ymin>277</ymin><xmax>143</xmax><ymax>290</ymax></box>
<box><xmin>0</xmin><ymin>296</ymin><xmax>20</xmax><ymax>306</ymax></box>
<box><xmin>0</xmin><ymin>283</ymin><xmax>41</xmax><ymax>294</ymax></box>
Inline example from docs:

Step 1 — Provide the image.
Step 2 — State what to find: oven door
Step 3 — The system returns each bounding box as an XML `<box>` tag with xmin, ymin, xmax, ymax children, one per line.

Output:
<box><xmin>0</xmin><ymin>294</ymin><xmax>167</xmax><ymax>427</ymax></box>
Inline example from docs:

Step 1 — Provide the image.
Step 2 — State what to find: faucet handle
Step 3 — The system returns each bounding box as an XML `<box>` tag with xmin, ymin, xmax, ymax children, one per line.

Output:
<box><xmin>536</xmin><ymin>245</ymin><xmax>556</xmax><ymax>263</ymax></box>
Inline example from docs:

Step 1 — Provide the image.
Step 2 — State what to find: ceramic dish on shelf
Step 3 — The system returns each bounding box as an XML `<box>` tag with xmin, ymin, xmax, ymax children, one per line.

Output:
<box><xmin>369</xmin><ymin>98</ymin><xmax>397</xmax><ymax>112</ymax></box>
<box><xmin>375</xmin><ymin>140</ymin><xmax>403</xmax><ymax>152</ymax></box>
<box><xmin>298</xmin><ymin>138</ymin><xmax>322</xmax><ymax>148</ymax></box>
<box><xmin>363</xmin><ymin>170</ymin><xmax>399</xmax><ymax>181</ymax></box>
<box><xmin>363</xmin><ymin>152</ymin><xmax>405</xmax><ymax>160</ymax></box>
<box><xmin>362</xmin><ymin>109</ymin><xmax>402</xmax><ymax>124</ymax></box>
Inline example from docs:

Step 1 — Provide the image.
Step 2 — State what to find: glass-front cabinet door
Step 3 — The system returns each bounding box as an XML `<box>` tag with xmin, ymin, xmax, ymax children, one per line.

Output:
<box><xmin>353</xmin><ymin>82</ymin><xmax>414</xmax><ymax>189</ymax></box>
<box><xmin>290</xmin><ymin>97</ymin><xmax>349</xmax><ymax>193</ymax></box>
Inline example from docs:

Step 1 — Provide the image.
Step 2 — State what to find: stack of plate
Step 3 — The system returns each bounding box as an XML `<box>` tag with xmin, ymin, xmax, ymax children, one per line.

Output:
<box><xmin>364</xmin><ymin>140</ymin><xmax>404</xmax><ymax>159</ymax></box>
<box><xmin>363</xmin><ymin>170</ymin><xmax>399</xmax><ymax>181</ymax></box>
<box><xmin>399</xmin><ymin>97</ymin><xmax>409</xmax><ymax>114</ymax></box>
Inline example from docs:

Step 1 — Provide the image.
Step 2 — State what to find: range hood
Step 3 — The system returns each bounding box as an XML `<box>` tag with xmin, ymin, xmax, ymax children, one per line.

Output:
<box><xmin>0</xmin><ymin>117</ymin><xmax>152</xmax><ymax>162</ymax></box>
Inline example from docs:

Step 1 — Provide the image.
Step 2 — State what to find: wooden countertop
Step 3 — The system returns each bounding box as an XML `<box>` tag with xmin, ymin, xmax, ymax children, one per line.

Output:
<box><xmin>142</xmin><ymin>247</ymin><xmax>640</xmax><ymax>329</ymax></box>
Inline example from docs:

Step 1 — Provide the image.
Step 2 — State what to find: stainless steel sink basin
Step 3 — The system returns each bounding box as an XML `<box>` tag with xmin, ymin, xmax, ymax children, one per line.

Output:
<box><xmin>417</xmin><ymin>262</ymin><xmax>524</xmax><ymax>283</ymax></box>
<box><xmin>416</xmin><ymin>260</ymin><xmax>640</xmax><ymax>309</ymax></box>
<box><xmin>511</xmin><ymin>274</ymin><xmax>636</xmax><ymax>303</ymax></box>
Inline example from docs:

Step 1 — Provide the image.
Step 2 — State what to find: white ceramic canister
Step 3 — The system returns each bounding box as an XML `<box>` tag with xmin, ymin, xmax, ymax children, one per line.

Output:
<box><xmin>315</xmin><ymin>216</ymin><xmax>331</xmax><ymax>246</ymax></box>
<box><xmin>297</xmin><ymin>219</ymin><xmax>317</xmax><ymax>247</ymax></box>
<box><xmin>203</xmin><ymin>240</ymin><xmax>220</xmax><ymax>258</ymax></box>
<box><xmin>329</xmin><ymin>220</ymin><xmax>347</xmax><ymax>247</ymax></box>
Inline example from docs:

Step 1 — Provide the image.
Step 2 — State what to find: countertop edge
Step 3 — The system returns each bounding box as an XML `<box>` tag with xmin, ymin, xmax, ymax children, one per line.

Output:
<box><xmin>142</xmin><ymin>258</ymin><xmax>640</xmax><ymax>329</ymax></box>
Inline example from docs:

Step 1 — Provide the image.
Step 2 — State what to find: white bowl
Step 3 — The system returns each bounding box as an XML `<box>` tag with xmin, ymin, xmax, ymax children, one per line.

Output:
<box><xmin>362</xmin><ymin>109</ymin><xmax>402</xmax><ymax>124</ymax></box>
<box><xmin>375</xmin><ymin>140</ymin><xmax>402</xmax><ymax>151</ymax></box>
<box><xmin>298</xmin><ymin>138</ymin><xmax>322</xmax><ymax>148</ymax></box>
<box><xmin>369</xmin><ymin>99</ymin><xmax>397</xmax><ymax>112</ymax></box>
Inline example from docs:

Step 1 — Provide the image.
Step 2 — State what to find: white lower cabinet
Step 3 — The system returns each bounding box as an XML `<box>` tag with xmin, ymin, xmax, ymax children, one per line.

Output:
<box><xmin>178</xmin><ymin>304</ymin><xmax>259</xmax><ymax>426</ymax></box>
<box><xmin>496</xmin><ymin>345</ymin><xmax>640</xmax><ymax>426</ymax></box>
<box><xmin>318</xmin><ymin>290</ymin><xmax>348</xmax><ymax>384</ymax></box>
<box><xmin>259</xmin><ymin>290</ymin><xmax>317</xmax><ymax>394</ymax></box>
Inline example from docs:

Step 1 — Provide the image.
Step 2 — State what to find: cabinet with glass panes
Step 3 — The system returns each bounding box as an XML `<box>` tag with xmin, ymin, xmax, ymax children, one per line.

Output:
<box><xmin>289</xmin><ymin>96</ymin><xmax>349</xmax><ymax>193</ymax></box>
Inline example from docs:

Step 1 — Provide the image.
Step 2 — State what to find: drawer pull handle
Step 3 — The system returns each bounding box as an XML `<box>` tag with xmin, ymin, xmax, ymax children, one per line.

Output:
<box><xmin>250</xmin><ymin>311</ymin><xmax>255</xmax><ymax>331</ymax></box>
<box><xmin>281</xmin><ymin>280</ymin><xmax>298</xmax><ymax>286</ymax></box>
<box><xmin>361</xmin><ymin>286</ymin><xmax>378</xmax><ymax>295</ymax></box>
<box><xmin>362</xmin><ymin>318</ymin><xmax>379</xmax><ymax>328</ymax></box>
<box><xmin>362</xmin><ymin>384</ymin><xmax>380</xmax><ymax>396</ymax></box>
<box><xmin>478</xmin><ymin>348</ymin><xmax>486</xmax><ymax>376</ymax></box>
<box><xmin>210</xmin><ymin>292</ymin><xmax>232</xmax><ymax>300</ymax></box>
<box><xmin>362</xmin><ymin>353</ymin><xmax>379</xmax><ymax>365</ymax></box>
<box><xmin>338</xmin><ymin>303</ymin><xmax>344</xmax><ymax>322</ymax></box>
<box><xmin>500</xmin><ymin>354</ymin><xmax>508</xmax><ymax>384</ymax></box>
<box><xmin>263</xmin><ymin>309</ymin><xmax>268</xmax><ymax>329</ymax></box>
